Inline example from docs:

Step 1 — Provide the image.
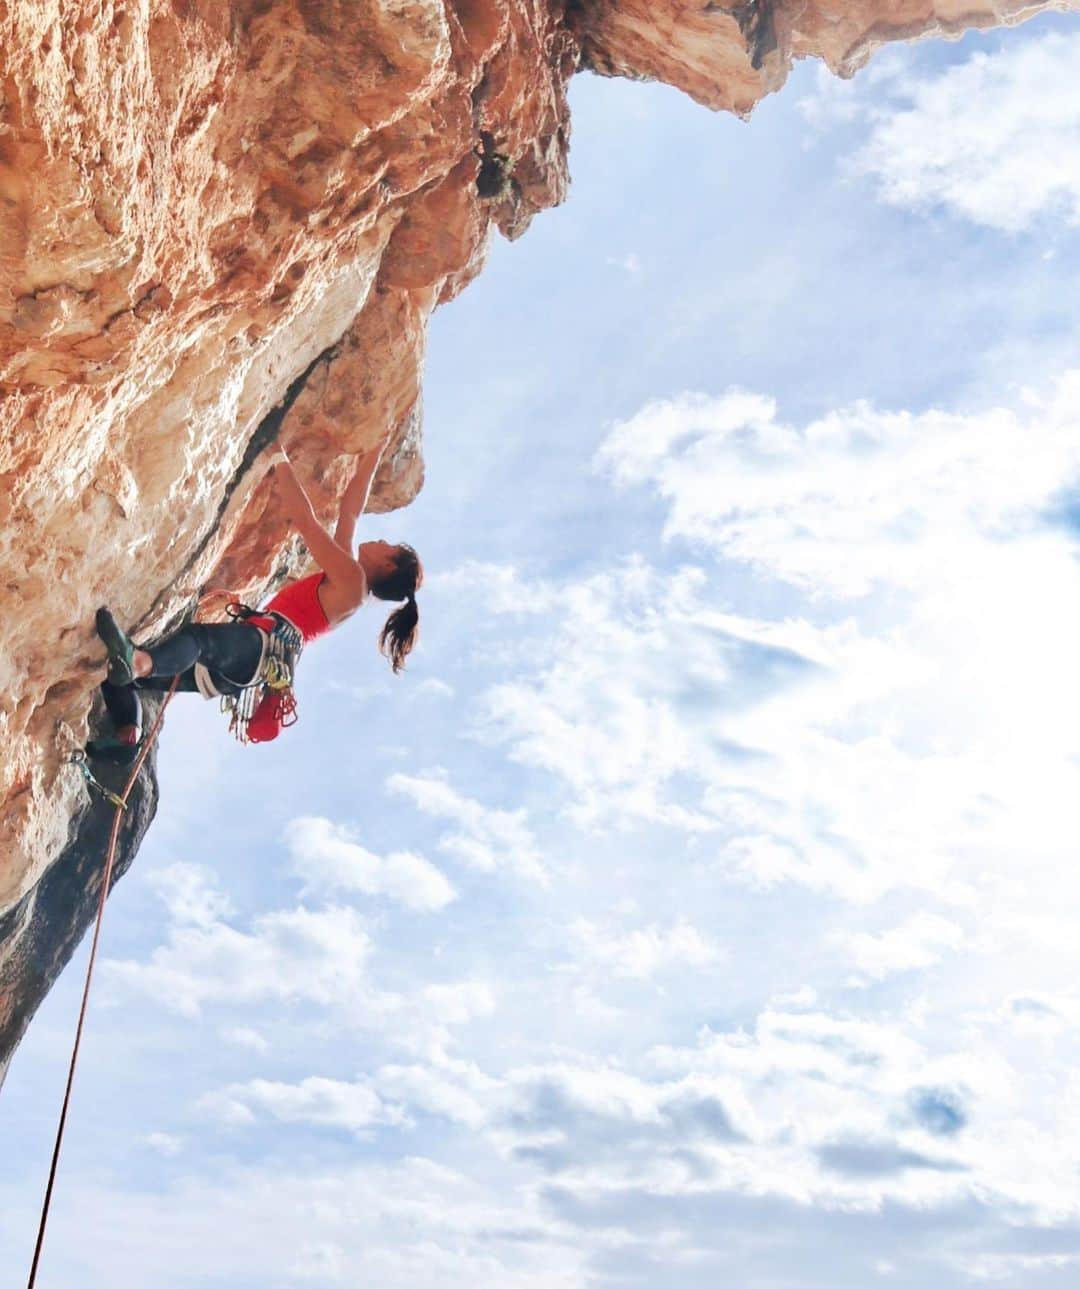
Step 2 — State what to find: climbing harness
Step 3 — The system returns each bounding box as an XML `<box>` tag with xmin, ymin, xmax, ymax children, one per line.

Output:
<box><xmin>218</xmin><ymin>602</ymin><xmax>304</xmax><ymax>743</ymax></box>
<box><xmin>27</xmin><ymin>676</ymin><xmax>180</xmax><ymax>1289</ymax></box>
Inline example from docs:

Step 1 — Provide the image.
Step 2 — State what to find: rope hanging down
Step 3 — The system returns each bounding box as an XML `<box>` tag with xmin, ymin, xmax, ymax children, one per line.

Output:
<box><xmin>26</xmin><ymin>677</ymin><xmax>180</xmax><ymax>1289</ymax></box>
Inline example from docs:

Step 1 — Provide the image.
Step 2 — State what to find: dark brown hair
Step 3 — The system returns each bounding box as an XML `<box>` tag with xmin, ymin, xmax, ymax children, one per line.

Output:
<box><xmin>372</xmin><ymin>543</ymin><xmax>422</xmax><ymax>673</ymax></box>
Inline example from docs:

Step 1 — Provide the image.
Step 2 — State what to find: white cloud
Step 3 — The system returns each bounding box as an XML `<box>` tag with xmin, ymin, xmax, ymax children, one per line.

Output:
<box><xmin>555</xmin><ymin>374</ymin><xmax>1080</xmax><ymax>912</ymax></box>
<box><xmin>105</xmin><ymin>867</ymin><xmax>495</xmax><ymax>1067</ymax></box>
<box><xmin>637</xmin><ymin>1006</ymin><xmax>992</xmax><ymax>1205</ymax></box>
<box><xmin>490</xmin><ymin>1040</ymin><xmax>972</xmax><ymax>1207</ymax></box>
<box><xmin>797</xmin><ymin>53</ymin><xmax>908</xmax><ymax>133</ymax></box>
<box><xmin>836</xmin><ymin>913</ymin><xmax>966</xmax><ymax>980</ymax></box>
<box><xmin>595</xmin><ymin>380</ymin><xmax>1080</xmax><ymax>596</ymax></box>
<box><xmin>285</xmin><ymin>815</ymin><xmax>456</xmax><ymax>912</ymax></box>
<box><xmin>429</xmin><ymin>560</ymin><xmax>560</xmax><ymax>615</ymax></box>
<box><xmin>1</xmin><ymin>1157</ymin><xmax>583</xmax><ymax>1289</ymax></box>
<box><xmin>379</xmin><ymin>980</ymin><xmax>499</xmax><ymax>1064</ymax></box>
<box><xmin>220</xmin><ymin>1025</ymin><xmax>270</xmax><ymax>1053</ymax></box>
<box><xmin>373</xmin><ymin>1056</ymin><xmax>500</xmax><ymax>1128</ymax></box>
<box><xmin>568</xmin><ymin>917</ymin><xmax>719</xmax><ymax>979</ymax></box>
<box><xmin>799</xmin><ymin>32</ymin><xmax>1080</xmax><ymax>233</ymax></box>
<box><xmin>501</xmin><ymin>1060</ymin><xmax>747</xmax><ymax>1181</ymax></box>
<box><xmin>464</xmin><ymin>549</ymin><xmax>1034</xmax><ymax>903</ymax></box>
<box><xmin>386</xmin><ymin>769</ymin><xmax>546</xmax><ymax>882</ymax></box>
<box><xmin>413</xmin><ymin>677</ymin><xmax>455</xmax><ymax>698</ymax></box>
<box><xmin>477</xmin><ymin>559</ymin><xmax>759</xmax><ymax>831</ymax></box>
<box><xmin>852</xmin><ymin>33</ymin><xmax>1080</xmax><ymax>231</ymax></box>
<box><xmin>204</xmin><ymin>1076</ymin><xmax>402</xmax><ymax>1135</ymax></box>
<box><xmin>148</xmin><ymin>863</ymin><xmax>233</xmax><ymax>927</ymax></box>
<box><xmin>140</xmin><ymin>1132</ymin><xmax>184</xmax><ymax>1156</ymax></box>
<box><xmin>105</xmin><ymin>902</ymin><xmax>374</xmax><ymax>1018</ymax></box>
<box><xmin>420</xmin><ymin>980</ymin><xmax>496</xmax><ymax>1026</ymax></box>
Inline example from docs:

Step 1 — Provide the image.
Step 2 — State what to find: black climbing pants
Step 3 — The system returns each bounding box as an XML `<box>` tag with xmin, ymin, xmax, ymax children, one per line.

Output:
<box><xmin>102</xmin><ymin>622</ymin><xmax>264</xmax><ymax>732</ymax></box>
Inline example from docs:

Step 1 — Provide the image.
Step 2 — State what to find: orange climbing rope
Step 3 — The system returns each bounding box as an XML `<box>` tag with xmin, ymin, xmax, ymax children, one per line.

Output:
<box><xmin>26</xmin><ymin>676</ymin><xmax>180</xmax><ymax>1289</ymax></box>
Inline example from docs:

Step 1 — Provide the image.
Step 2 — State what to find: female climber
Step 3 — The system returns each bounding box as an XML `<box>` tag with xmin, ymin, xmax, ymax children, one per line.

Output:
<box><xmin>89</xmin><ymin>436</ymin><xmax>422</xmax><ymax>762</ymax></box>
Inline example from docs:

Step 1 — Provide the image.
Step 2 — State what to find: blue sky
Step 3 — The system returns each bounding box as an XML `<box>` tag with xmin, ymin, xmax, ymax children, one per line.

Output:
<box><xmin>6</xmin><ymin>14</ymin><xmax>1080</xmax><ymax>1286</ymax></box>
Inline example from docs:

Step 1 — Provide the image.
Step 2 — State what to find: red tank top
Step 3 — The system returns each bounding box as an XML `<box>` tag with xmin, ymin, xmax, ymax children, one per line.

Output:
<box><xmin>250</xmin><ymin>572</ymin><xmax>332</xmax><ymax>643</ymax></box>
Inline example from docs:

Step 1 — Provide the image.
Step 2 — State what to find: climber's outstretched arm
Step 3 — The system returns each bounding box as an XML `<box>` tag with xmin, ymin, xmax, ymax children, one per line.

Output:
<box><xmin>333</xmin><ymin>431</ymin><xmax>392</xmax><ymax>551</ymax></box>
<box><xmin>268</xmin><ymin>454</ymin><xmax>366</xmax><ymax>594</ymax></box>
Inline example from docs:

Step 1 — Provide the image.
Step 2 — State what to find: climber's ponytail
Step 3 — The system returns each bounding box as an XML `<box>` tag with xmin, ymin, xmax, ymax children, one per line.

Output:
<box><xmin>369</xmin><ymin>543</ymin><xmax>422</xmax><ymax>672</ymax></box>
<box><xmin>379</xmin><ymin>594</ymin><xmax>419</xmax><ymax>673</ymax></box>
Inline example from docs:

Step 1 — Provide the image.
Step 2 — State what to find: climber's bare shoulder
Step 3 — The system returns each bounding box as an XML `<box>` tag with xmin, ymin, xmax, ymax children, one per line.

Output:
<box><xmin>317</xmin><ymin>565</ymin><xmax>368</xmax><ymax>626</ymax></box>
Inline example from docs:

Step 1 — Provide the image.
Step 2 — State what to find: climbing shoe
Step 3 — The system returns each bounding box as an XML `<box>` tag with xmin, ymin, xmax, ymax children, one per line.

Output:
<box><xmin>95</xmin><ymin>607</ymin><xmax>137</xmax><ymax>686</ymax></box>
<box><xmin>85</xmin><ymin>734</ymin><xmax>141</xmax><ymax>766</ymax></box>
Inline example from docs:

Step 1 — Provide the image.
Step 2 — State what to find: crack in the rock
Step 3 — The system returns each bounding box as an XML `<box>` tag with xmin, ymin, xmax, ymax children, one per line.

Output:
<box><xmin>475</xmin><ymin>131</ymin><xmax>515</xmax><ymax>201</ymax></box>
<box><xmin>136</xmin><ymin>341</ymin><xmax>341</xmax><ymax>633</ymax></box>
<box><xmin>705</xmin><ymin>0</ymin><xmax>778</xmax><ymax>70</ymax></box>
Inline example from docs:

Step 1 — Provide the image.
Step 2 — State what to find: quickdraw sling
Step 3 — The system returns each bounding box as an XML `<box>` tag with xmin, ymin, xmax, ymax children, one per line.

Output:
<box><xmin>221</xmin><ymin>602</ymin><xmax>305</xmax><ymax>743</ymax></box>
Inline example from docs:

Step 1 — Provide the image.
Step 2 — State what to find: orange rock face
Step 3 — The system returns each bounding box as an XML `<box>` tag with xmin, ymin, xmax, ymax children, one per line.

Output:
<box><xmin>0</xmin><ymin>0</ymin><xmax>576</xmax><ymax>916</ymax></box>
<box><xmin>574</xmin><ymin>0</ymin><xmax>1076</xmax><ymax>113</ymax></box>
<box><xmin>0</xmin><ymin>0</ymin><xmax>1074</xmax><ymax>1069</ymax></box>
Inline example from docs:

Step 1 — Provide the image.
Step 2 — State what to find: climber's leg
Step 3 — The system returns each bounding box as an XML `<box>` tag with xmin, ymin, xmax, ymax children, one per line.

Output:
<box><xmin>144</xmin><ymin>623</ymin><xmax>262</xmax><ymax>685</ymax></box>
<box><xmin>86</xmin><ymin>679</ymin><xmax>143</xmax><ymax>764</ymax></box>
<box><xmin>89</xmin><ymin>616</ymin><xmax>263</xmax><ymax>762</ymax></box>
<box><xmin>191</xmin><ymin>623</ymin><xmax>265</xmax><ymax>687</ymax></box>
<box><xmin>101</xmin><ymin>677</ymin><xmax>142</xmax><ymax>735</ymax></box>
<box><xmin>98</xmin><ymin>610</ymin><xmax>264</xmax><ymax>687</ymax></box>
<box><xmin>141</xmin><ymin>625</ymin><xmax>201</xmax><ymax>677</ymax></box>
<box><xmin>87</xmin><ymin>669</ymin><xmax>201</xmax><ymax>764</ymax></box>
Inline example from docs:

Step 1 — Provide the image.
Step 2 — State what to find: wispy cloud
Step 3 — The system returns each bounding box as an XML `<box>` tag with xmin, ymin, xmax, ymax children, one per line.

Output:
<box><xmin>286</xmin><ymin>815</ymin><xmax>457</xmax><ymax>912</ymax></box>
<box><xmin>836</xmin><ymin>913</ymin><xmax>965</xmax><ymax>981</ymax></box>
<box><xmin>148</xmin><ymin>862</ymin><xmax>234</xmax><ymax>927</ymax></box>
<box><xmin>595</xmin><ymin>378</ymin><xmax>1080</xmax><ymax>595</ymax></box>
<box><xmin>220</xmin><ymin>1025</ymin><xmax>270</xmax><ymax>1053</ymax></box>
<box><xmin>139</xmin><ymin>1132</ymin><xmax>185</xmax><ymax>1156</ymax></box>
<box><xmin>104</xmin><ymin>866</ymin><xmax>493</xmax><ymax>1061</ymax></box>
<box><xmin>855</xmin><ymin>33</ymin><xmax>1080</xmax><ymax>231</ymax></box>
<box><xmin>373</xmin><ymin>1055</ymin><xmax>498</xmax><ymax>1129</ymax></box>
<box><xmin>386</xmin><ymin>769</ymin><xmax>547</xmax><ymax>882</ymax></box>
<box><xmin>105</xmin><ymin>899</ymin><xmax>375</xmax><ymax>1018</ymax></box>
<box><xmin>800</xmin><ymin>32</ymin><xmax>1080</xmax><ymax>232</ymax></box>
<box><xmin>202</xmin><ymin>1076</ymin><xmax>404</xmax><ymax>1135</ymax></box>
<box><xmin>567</xmin><ymin>916</ymin><xmax>719</xmax><ymax>979</ymax></box>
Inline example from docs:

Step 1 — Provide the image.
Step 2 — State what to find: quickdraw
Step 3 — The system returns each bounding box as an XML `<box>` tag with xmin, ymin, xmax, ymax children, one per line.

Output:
<box><xmin>69</xmin><ymin>751</ymin><xmax>127</xmax><ymax>811</ymax></box>
<box><xmin>219</xmin><ymin>603</ymin><xmax>304</xmax><ymax>743</ymax></box>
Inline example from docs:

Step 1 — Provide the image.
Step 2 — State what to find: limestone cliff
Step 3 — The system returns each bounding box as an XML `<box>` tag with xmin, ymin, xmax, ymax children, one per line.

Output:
<box><xmin>0</xmin><ymin>0</ymin><xmax>1073</xmax><ymax>1079</ymax></box>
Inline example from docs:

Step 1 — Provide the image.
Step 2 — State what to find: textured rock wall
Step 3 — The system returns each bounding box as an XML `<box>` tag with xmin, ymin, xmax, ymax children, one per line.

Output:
<box><xmin>0</xmin><ymin>0</ymin><xmax>575</xmax><ymax>918</ymax></box>
<box><xmin>0</xmin><ymin>698</ymin><xmax>162</xmax><ymax>1084</ymax></box>
<box><xmin>574</xmin><ymin>0</ymin><xmax>1071</xmax><ymax>112</ymax></box>
<box><xmin>1</xmin><ymin>0</ymin><xmax>1075</xmax><ymax>1078</ymax></box>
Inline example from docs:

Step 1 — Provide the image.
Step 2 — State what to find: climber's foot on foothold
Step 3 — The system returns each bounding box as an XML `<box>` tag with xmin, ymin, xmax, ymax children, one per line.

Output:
<box><xmin>95</xmin><ymin>607</ymin><xmax>137</xmax><ymax>686</ymax></box>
